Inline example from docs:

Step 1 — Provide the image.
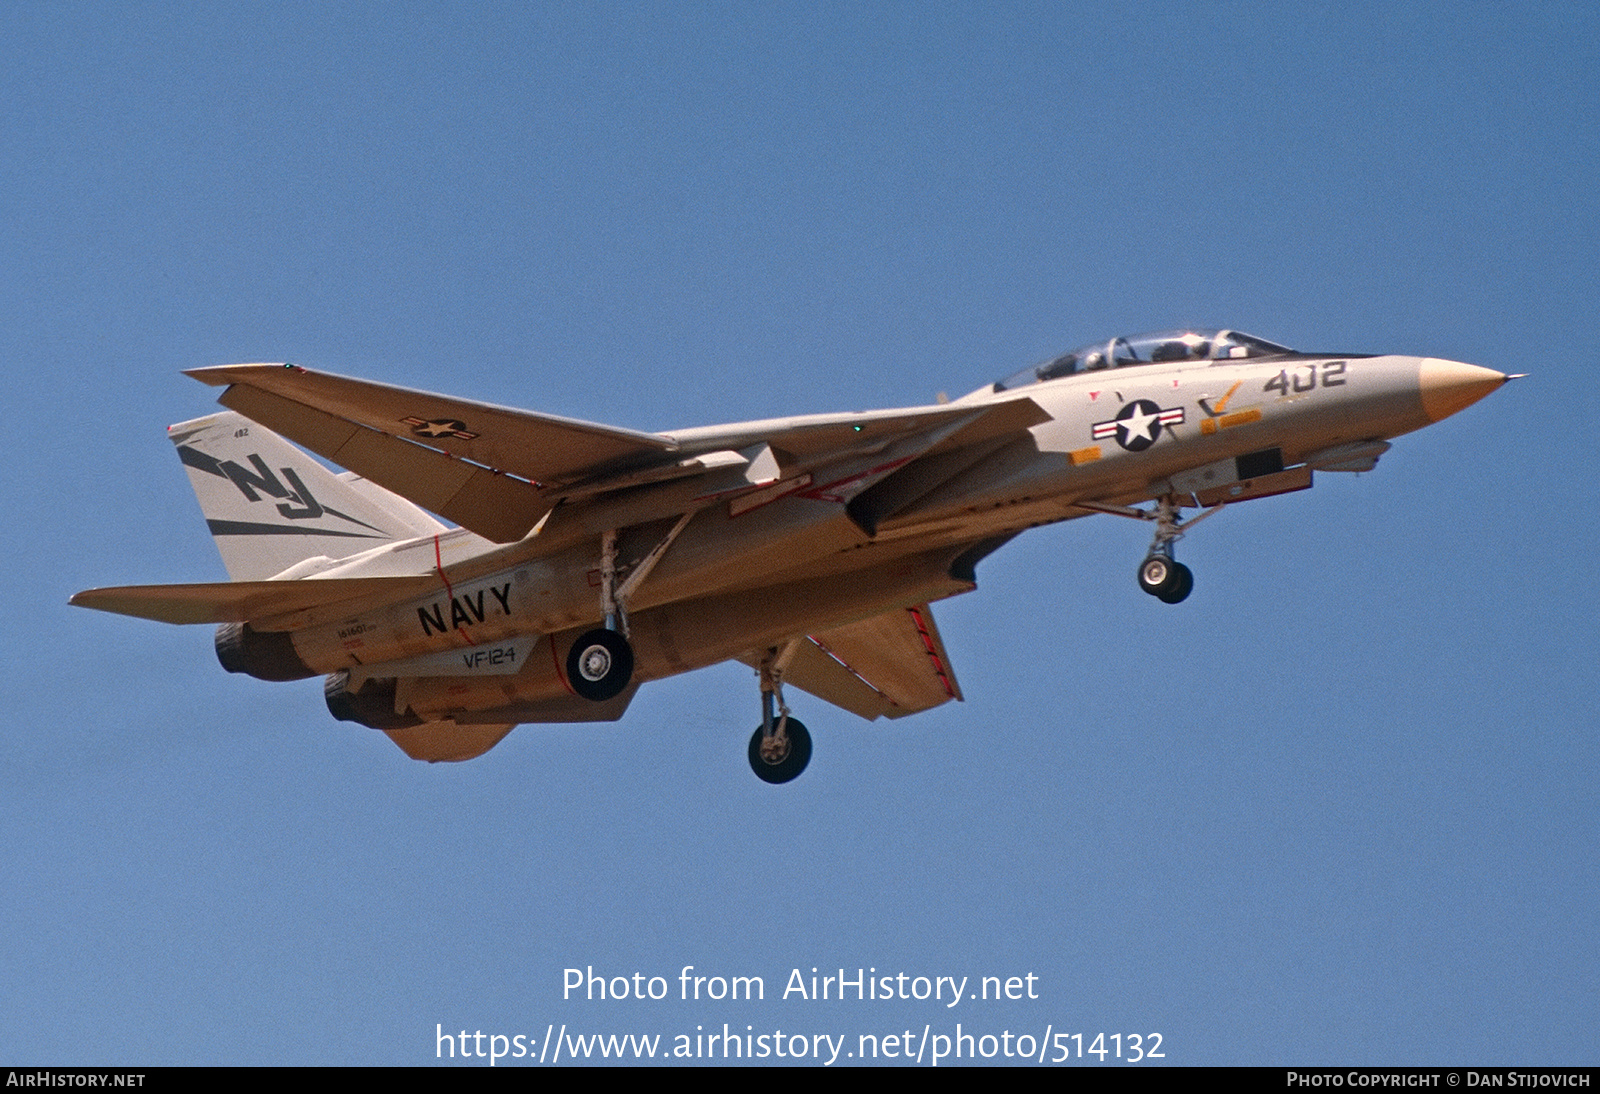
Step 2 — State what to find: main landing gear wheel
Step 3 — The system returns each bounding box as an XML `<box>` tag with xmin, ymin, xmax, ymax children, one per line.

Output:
<box><xmin>1137</xmin><ymin>556</ymin><xmax>1194</xmax><ymax>604</ymax></box>
<box><xmin>748</xmin><ymin>718</ymin><xmax>812</xmax><ymax>784</ymax></box>
<box><xmin>1158</xmin><ymin>562</ymin><xmax>1194</xmax><ymax>604</ymax></box>
<box><xmin>566</xmin><ymin>628</ymin><xmax>634</xmax><ymax>701</ymax></box>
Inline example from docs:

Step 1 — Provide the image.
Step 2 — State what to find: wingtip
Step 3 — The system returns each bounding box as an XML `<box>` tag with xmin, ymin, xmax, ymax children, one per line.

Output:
<box><xmin>183</xmin><ymin>363</ymin><xmax>304</xmax><ymax>387</ymax></box>
<box><xmin>182</xmin><ymin>366</ymin><xmax>229</xmax><ymax>386</ymax></box>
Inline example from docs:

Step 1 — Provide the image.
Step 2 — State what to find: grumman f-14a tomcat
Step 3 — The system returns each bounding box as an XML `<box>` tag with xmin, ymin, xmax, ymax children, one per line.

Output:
<box><xmin>71</xmin><ymin>329</ymin><xmax>1514</xmax><ymax>782</ymax></box>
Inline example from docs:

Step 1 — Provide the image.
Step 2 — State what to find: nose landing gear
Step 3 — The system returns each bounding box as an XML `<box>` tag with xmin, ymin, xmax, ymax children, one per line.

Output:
<box><xmin>1078</xmin><ymin>493</ymin><xmax>1221</xmax><ymax>605</ymax></box>
<box><xmin>1137</xmin><ymin>553</ymin><xmax>1194</xmax><ymax>604</ymax></box>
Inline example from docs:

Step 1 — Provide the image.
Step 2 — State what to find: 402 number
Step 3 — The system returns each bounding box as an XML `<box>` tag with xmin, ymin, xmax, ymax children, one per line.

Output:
<box><xmin>1263</xmin><ymin>361</ymin><xmax>1345</xmax><ymax>395</ymax></box>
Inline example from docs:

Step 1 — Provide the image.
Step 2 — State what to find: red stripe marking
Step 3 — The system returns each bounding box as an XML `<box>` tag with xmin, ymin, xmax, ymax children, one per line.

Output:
<box><xmin>907</xmin><ymin>606</ymin><xmax>957</xmax><ymax>699</ymax></box>
<box><xmin>433</xmin><ymin>535</ymin><xmax>453</xmax><ymax>598</ymax></box>
<box><xmin>551</xmin><ymin>631</ymin><xmax>576</xmax><ymax>695</ymax></box>
<box><xmin>795</xmin><ymin>457</ymin><xmax>913</xmax><ymax>504</ymax></box>
<box><xmin>432</xmin><ymin>535</ymin><xmax>473</xmax><ymax>643</ymax></box>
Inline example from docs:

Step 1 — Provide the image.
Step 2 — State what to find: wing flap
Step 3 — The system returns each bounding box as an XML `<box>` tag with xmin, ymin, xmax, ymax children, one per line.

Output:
<box><xmin>69</xmin><ymin>576</ymin><xmax>435</xmax><ymax>625</ymax></box>
<box><xmin>744</xmin><ymin>603</ymin><xmax>963</xmax><ymax>721</ymax></box>
<box><xmin>778</xmin><ymin>639</ymin><xmax>900</xmax><ymax>720</ymax></box>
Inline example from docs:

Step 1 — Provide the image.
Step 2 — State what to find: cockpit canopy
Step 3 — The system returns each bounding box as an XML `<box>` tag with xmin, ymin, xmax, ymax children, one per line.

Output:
<box><xmin>993</xmin><ymin>329</ymin><xmax>1294</xmax><ymax>392</ymax></box>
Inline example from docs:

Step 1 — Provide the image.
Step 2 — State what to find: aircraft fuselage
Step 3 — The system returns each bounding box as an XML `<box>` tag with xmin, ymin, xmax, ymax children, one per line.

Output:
<box><xmin>72</xmin><ymin>331</ymin><xmax>1512</xmax><ymax>775</ymax></box>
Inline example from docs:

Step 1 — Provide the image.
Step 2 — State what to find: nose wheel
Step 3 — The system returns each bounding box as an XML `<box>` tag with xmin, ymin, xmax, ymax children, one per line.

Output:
<box><xmin>1078</xmin><ymin>493</ymin><xmax>1215</xmax><ymax>606</ymax></box>
<box><xmin>1138</xmin><ymin>554</ymin><xmax>1194</xmax><ymax>603</ymax></box>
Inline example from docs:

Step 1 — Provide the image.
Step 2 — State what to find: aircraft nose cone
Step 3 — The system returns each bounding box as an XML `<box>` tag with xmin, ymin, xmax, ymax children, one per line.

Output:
<box><xmin>1418</xmin><ymin>358</ymin><xmax>1510</xmax><ymax>423</ymax></box>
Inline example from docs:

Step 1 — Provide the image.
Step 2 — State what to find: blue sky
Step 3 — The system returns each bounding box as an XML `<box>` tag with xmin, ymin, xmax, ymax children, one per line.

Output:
<box><xmin>3</xmin><ymin>1</ymin><xmax>1595</xmax><ymax>1065</ymax></box>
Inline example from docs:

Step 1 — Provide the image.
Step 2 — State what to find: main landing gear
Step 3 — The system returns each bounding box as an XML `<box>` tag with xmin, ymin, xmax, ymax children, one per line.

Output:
<box><xmin>748</xmin><ymin>641</ymin><xmax>811</xmax><ymax>784</ymax></box>
<box><xmin>567</xmin><ymin>528</ymin><xmax>635</xmax><ymax>700</ymax></box>
<box><xmin>1078</xmin><ymin>493</ymin><xmax>1223</xmax><ymax>606</ymax></box>
<box><xmin>566</xmin><ymin>515</ymin><xmax>697</xmax><ymax>703</ymax></box>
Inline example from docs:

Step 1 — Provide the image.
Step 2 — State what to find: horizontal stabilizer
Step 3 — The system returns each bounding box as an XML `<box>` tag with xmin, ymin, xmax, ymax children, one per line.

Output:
<box><xmin>375</xmin><ymin>685</ymin><xmax>643</xmax><ymax>761</ymax></box>
<box><xmin>743</xmin><ymin>603</ymin><xmax>963</xmax><ymax>721</ymax></box>
<box><xmin>69</xmin><ymin>576</ymin><xmax>435</xmax><ymax>625</ymax></box>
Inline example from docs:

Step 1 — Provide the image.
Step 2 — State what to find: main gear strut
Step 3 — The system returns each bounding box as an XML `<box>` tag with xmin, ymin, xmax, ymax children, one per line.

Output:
<box><xmin>567</xmin><ymin>513</ymin><xmax>694</xmax><ymax>700</ymax></box>
<box><xmin>748</xmin><ymin>641</ymin><xmax>811</xmax><ymax>783</ymax></box>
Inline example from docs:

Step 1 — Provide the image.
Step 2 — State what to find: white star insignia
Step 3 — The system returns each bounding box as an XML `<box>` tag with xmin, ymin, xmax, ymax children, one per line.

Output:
<box><xmin>1119</xmin><ymin>408</ymin><xmax>1157</xmax><ymax>443</ymax></box>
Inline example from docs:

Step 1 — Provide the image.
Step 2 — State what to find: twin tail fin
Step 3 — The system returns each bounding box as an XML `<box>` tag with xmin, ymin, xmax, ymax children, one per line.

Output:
<box><xmin>169</xmin><ymin>410</ymin><xmax>445</xmax><ymax>581</ymax></box>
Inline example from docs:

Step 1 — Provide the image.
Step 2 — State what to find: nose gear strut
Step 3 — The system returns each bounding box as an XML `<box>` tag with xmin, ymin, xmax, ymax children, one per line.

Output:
<box><xmin>1077</xmin><ymin>493</ymin><xmax>1225</xmax><ymax>604</ymax></box>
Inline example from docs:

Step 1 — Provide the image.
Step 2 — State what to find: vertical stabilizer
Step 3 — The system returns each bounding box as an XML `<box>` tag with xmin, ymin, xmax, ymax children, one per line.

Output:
<box><xmin>170</xmin><ymin>411</ymin><xmax>446</xmax><ymax>581</ymax></box>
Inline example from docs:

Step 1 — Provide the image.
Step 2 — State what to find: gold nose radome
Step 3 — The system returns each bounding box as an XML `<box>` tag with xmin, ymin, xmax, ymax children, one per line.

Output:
<box><xmin>1419</xmin><ymin>358</ymin><xmax>1509</xmax><ymax>423</ymax></box>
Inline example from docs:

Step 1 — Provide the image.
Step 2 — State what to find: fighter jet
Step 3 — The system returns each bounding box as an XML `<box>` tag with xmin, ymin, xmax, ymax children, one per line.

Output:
<box><xmin>71</xmin><ymin>330</ymin><xmax>1512</xmax><ymax>782</ymax></box>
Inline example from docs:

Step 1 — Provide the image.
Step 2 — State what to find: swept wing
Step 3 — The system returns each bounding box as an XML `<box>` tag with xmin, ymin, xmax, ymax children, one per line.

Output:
<box><xmin>187</xmin><ymin>364</ymin><xmax>679</xmax><ymax>542</ymax></box>
<box><xmin>187</xmin><ymin>364</ymin><xmax>1049</xmax><ymax>545</ymax></box>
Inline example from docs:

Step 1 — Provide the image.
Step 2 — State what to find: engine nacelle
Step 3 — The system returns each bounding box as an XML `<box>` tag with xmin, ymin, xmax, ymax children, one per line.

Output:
<box><xmin>324</xmin><ymin>672</ymin><xmax>424</xmax><ymax>731</ymax></box>
<box><xmin>215</xmin><ymin>622</ymin><xmax>315</xmax><ymax>681</ymax></box>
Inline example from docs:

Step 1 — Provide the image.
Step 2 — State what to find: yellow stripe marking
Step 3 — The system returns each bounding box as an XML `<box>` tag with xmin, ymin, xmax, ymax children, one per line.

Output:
<box><xmin>1212</xmin><ymin>380</ymin><xmax>1243</xmax><ymax>414</ymax></box>
<box><xmin>1201</xmin><ymin>407</ymin><xmax>1262</xmax><ymax>435</ymax></box>
<box><xmin>1068</xmin><ymin>445</ymin><xmax>1102</xmax><ymax>465</ymax></box>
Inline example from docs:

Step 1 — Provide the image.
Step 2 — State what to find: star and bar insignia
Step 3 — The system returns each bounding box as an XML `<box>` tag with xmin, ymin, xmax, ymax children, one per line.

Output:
<box><xmin>402</xmin><ymin>417</ymin><xmax>480</xmax><ymax>441</ymax></box>
<box><xmin>1091</xmin><ymin>399</ymin><xmax>1184</xmax><ymax>452</ymax></box>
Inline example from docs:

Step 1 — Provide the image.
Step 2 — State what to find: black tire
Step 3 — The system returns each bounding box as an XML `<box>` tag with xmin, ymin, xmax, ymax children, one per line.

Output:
<box><xmin>1138</xmin><ymin>555</ymin><xmax>1177</xmax><ymax>596</ymax></box>
<box><xmin>1157</xmin><ymin>562</ymin><xmax>1194</xmax><ymax>604</ymax></box>
<box><xmin>748</xmin><ymin>717</ymin><xmax>812</xmax><ymax>784</ymax></box>
<box><xmin>566</xmin><ymin>628</ymin><xmax>634</xmax><ymax>701</ymax></box>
